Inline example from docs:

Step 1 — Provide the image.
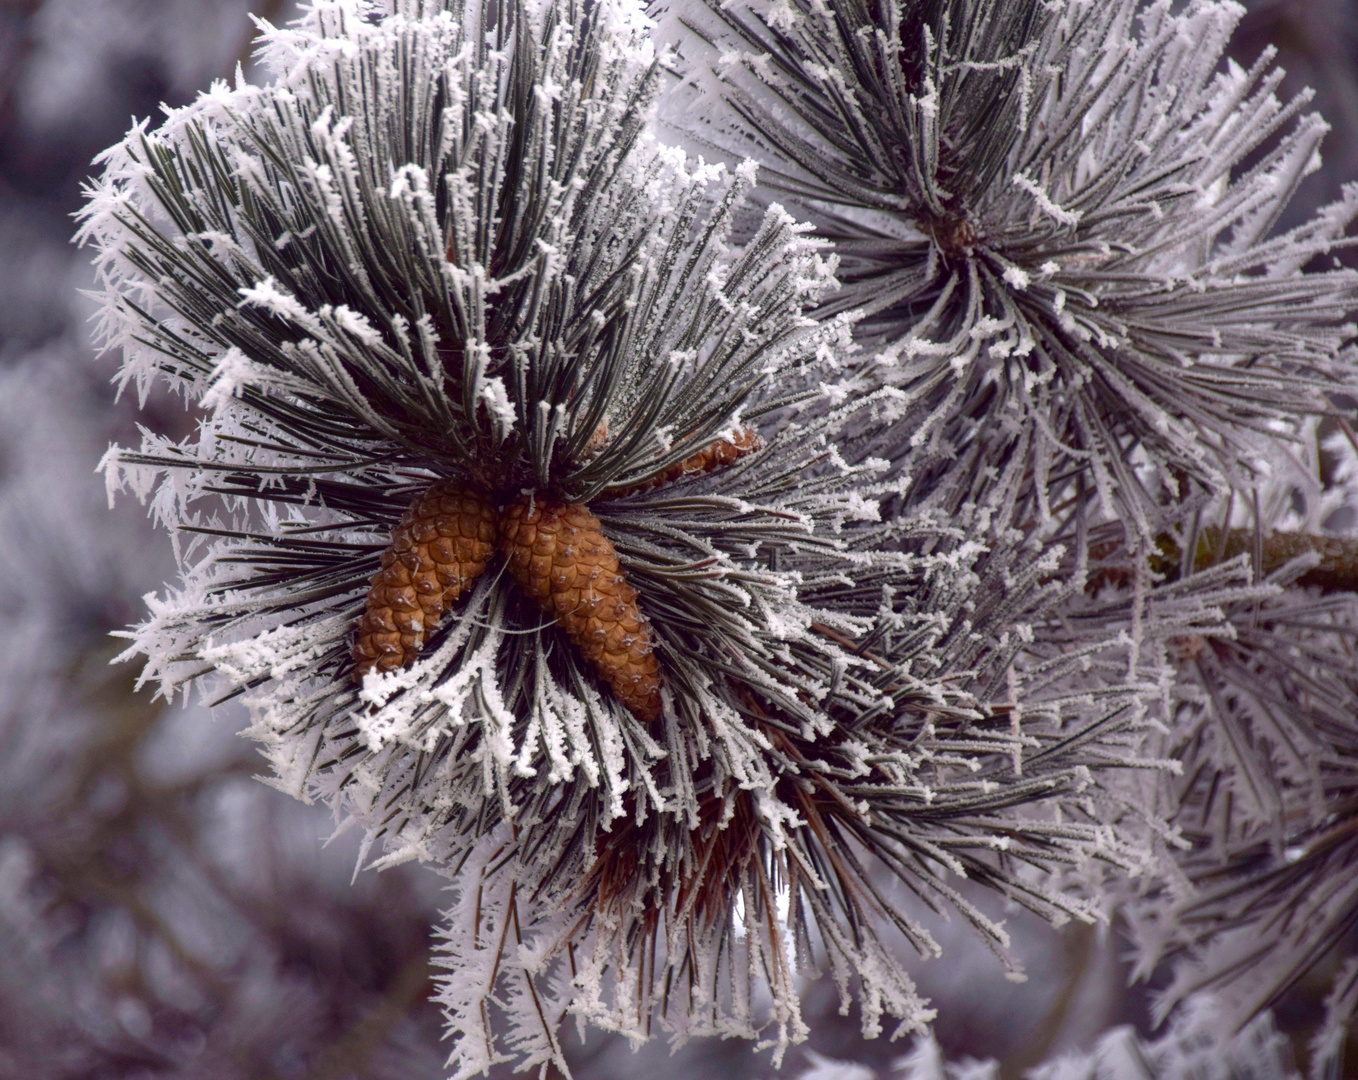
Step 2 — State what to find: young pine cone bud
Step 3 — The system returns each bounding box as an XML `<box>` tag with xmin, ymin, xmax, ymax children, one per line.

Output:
<box><xmin>353</xmin><ymin>483</ymin><xmax>500</xmax><ymax>678</ymax></box>
<box><xmin>617</xmin><ymin>426</ymin><xmax>764</xmax><ymax>495</ymax></box>
<box><xmin>500</xmin><ymin>498</ymin><xmax>662</xmax><ymax>721</ymax></box>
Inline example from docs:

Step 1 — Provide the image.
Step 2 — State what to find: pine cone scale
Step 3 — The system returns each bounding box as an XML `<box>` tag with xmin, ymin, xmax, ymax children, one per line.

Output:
<box><xmin>501</xmin><ymin>498</ymin><xmax>662</xmax><ymax>721</ymax></box>
<box><xmin>353</xmin><ymin>482</ymin><xmax>499</xmax><ymax>678</ymax></box>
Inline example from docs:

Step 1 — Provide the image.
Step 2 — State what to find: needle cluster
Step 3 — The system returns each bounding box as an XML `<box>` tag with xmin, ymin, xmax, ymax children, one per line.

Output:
<box><xmin>77</xmin><ymin>0</ymin><xmax>1358</xmax><ymax>1074</ymax></box>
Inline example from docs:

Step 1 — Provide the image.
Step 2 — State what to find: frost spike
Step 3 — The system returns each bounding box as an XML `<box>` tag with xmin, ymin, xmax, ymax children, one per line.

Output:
<box><xmin>499</xmin><ymin>498</ymin><xmax>662</xmax><ymax>721</ymax></box>
<box><xmin>353</xmin><ymin>482</ymin><xmax>499</xmax><ymax>677</ymax></box>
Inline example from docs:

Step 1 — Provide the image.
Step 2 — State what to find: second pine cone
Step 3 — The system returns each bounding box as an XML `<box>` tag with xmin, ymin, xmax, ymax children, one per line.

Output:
<box><xmin>500</xmin><ymin>498</ymin><xmax>662</xmax><ymax>721</ymax></box>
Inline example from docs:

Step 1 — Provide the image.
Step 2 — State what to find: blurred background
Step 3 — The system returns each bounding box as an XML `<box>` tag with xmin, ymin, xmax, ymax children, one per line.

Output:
<box><xmin>0</xmin><ymin>1</ymin><xmax>1351</xmax><ymax>1077</ymax></box>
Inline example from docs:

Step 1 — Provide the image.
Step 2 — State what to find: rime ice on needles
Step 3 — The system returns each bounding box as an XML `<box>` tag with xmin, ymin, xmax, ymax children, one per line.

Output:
<box><xmin>1048</xmin><ymin>419</ymin><xmax>1358</xmax><ymax>1071</ymax></box>
<box><xmin>76</xmin><ymin>0</ymin><xmax>1192</xmax><ymax>1070</ymax></box>
<box><xmin>661</xmin><ymin>0</ymin><xmax>1358</xmax><ymax>532</ymax></box>
<box><xmin>77</xmin><ymin>0</ymin><xmax>864</xmax><ymax>1058</ymax></box>
<box><xmin>1131</xmin><ymin>587</ymin><xmax>1358</xmax><ymax>1076</ymax></box>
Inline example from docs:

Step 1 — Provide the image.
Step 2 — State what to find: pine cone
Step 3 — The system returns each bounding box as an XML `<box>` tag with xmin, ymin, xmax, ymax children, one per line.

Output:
<box><xmin>353</xmin><ymin>483</ymin><xmax>499</xmax><ymax>678</ymax></box>
<box><xmin>500</xmin><ymin>498</ymin><xmax>662</xmax><ymax>721</ymax></box>
<box><xmin>616</xmin><ymin>427</ymin><xmax>764</xmax><ymax>495</ymax></box>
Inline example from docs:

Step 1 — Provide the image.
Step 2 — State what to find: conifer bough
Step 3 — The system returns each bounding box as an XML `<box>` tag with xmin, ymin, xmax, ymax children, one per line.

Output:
<box><xmin>75</xmin><ymin>0</ymin><xmax>1358</xmax><ymax>1073</ymax></box>
<box><xmin>664</xmin><ymin>0</ymin><xmax>1358</xmax><ymax>532</ymax></box>
<box><xmin>1154</xmin><ymin>525</ymin><xmax>1358</xmax><ymax>593</ymax></box>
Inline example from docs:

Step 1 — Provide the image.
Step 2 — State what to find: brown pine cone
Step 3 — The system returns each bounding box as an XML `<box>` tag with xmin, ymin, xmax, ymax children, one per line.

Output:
<box><xmin>499</xmin><ymin>498</ymin><xmax>662</xmax><ymax>721</ymax></box>
<box><xmin>615</xmin><ymin>426</ymin><xmax>764</xmax><ymax>495</ymax></box>
<box><xmin>353</xmin><ymin>482</ymin><xmax>500</xmax><ymax>678</ymax></box>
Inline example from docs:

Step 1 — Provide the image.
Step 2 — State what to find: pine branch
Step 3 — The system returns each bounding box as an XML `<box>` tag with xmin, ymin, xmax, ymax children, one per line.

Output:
<box><xmin>1155</xmin><ymin>526</ymin><xmax>1358</xmax><ymax>593</ymax></box>
<box><xmin>1088</xmin><ymin>526</ymin><xmax>1358</xmax><ymax>593</ymax></box>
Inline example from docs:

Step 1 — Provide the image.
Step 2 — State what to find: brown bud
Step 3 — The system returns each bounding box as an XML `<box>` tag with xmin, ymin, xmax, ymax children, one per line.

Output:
<box><xmin>581</xmin><ymin>417</ymin><xmax>609</xmax><ymax>459</ymax></box>
<box><xmin>614</xmin><ymin>426</ymin><xmax>764</xmax><ymax>496</ymax></box>
<box><xmin>500</xmin><ymin>498</ymin><xmax>662</xmax><ymax>721</ymax></box>
<box><xmin>353</xmin><ymin>482</ymin><xmax>499</xmax><ymax>678</ymax></box>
